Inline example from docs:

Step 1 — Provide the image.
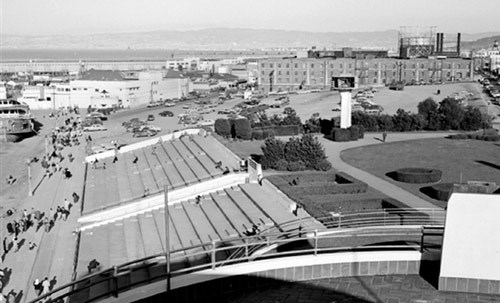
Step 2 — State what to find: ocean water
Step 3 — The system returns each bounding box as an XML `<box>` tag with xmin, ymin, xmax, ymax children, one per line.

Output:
<box><xmin>0</xmin><ymin>49</ymin><xmax>170</xmax><ymax>61</ymax></box>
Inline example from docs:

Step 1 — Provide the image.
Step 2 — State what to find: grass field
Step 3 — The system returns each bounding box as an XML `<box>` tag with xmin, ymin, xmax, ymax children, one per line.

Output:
<box><xmin>341</xmin><ymin>137</ymin><xmax>500</xmax><ymax>208</ymax></box>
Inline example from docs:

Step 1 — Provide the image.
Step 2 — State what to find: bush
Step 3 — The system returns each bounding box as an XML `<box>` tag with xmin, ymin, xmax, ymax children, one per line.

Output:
<box><xmin>214</xmin><ymin>118</ymin><xmax>231</xmax><ymax>137</ymax></box>
<box><xmin>251</xmin><ymin>129</ymin><xmax>264</xmax><ymax>140</ymax></box>
<box><xmin>234</xmin><ymin>118</ymin><xmax>252</xmax><ymax>140</ymax></box>
<box><xmin>262</xmin><ymin>129</ymin><xmax>275</xmax><ymax>139</ymax></box>
<box><xmin>313</xmin><ymin>159</ymin><xmax>332</xmax><ymax>171</ymax></box>
<box><xmin>287</xmin><ymin>160</ymin><xmax>307</xmax><ymax>171</ymax></box>
<box><xmin>332</xmin><ymin>128</ymin><xmax>351</xmax><ymax>141</ymax></box>
<box><xmin>275</xmin><ymin>159</ymin><xmax>289</xmax><ymax>171</ymax></box>
<box><xmin>394</xmin><ymin>167</ymin><xmax>442</xmax><ymax>183</ymax></box>
<box><xmin>448</xmin><ymin>132</ymin><xmax>500</xmax><ymax>141</ymax></box>
<box><xmin>356</xmin><ymin>125</ymin><xmax>365</xmax><ymax>139</ymax></box>
<box><xmin>260</xmin><ymin>137</ymin><xmax>286</xmax><ymax>169</ymax></box>
<box><xmin>348</xmin><ymin>125</ymin><xmax>360</xmax><ymax>140</ymax></box>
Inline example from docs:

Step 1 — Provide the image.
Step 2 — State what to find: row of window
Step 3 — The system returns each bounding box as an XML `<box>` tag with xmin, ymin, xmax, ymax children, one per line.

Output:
<box><xmin>261</xmin><ymin>62</ymin><xmax>470</xmax><ymax>69</ymax></box>
<box><xmin>266</xmin><ymin>72</ymin><xmax>470</xmax><ymax>84</ymax></box>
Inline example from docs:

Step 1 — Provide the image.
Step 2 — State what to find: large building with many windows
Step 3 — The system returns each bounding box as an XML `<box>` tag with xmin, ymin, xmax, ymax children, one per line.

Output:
<box><xmin>257</xmin><ymin>57</ymin><xmax>474</xmax><ymax>92</ymax></box>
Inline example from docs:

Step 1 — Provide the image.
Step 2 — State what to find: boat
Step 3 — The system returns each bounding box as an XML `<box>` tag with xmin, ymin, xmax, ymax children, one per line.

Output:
<box><xmin>0</xmin><ymin>99</ymin><xmax>36</xmax><ymax>142</ymax></box>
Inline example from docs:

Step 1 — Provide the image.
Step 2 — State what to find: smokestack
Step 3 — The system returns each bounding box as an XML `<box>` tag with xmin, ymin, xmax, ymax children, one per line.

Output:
<box><xmin>457</xmin><ymin>33</ymin><xmax>461</xmax><ymax>55</ymax></box>
<box><xmin>436</xmin><ymin>33</ymin><xmax>440</xmax><ymax>54</ymax></box>
<box><xmin>440</xmin><ymin>33</ymin><xmax>444</xmax><ymax>53</ymax></box>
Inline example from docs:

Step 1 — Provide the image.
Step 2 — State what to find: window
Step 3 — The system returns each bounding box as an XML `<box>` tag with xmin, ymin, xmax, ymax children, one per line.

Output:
<box><xmin>348</xmin><ymin>64</ymin><xmax>352</xmax><ymax>69</ymax></box>
<box><xmin>285</xmin><ymin>78</ymin><xmax>290</xmax><ymax>83</ymax></box>
<box><xmin>303</xmin><ymin>71</ymin><xmax>306</xmax><ymax>75</ymax></box>
<box><xmin>340</xmin><ymin>64</ymin><xmax>343</xmax><ymax>69</ymax></box>
<box><xmin>457</xmin><ymin>64</ymin><xmax>461</xmax><ymax>69</ymax></box>
<box><xmin>286</xmin><ymin>71</ymin><xmax>289</xmax><ymax>75</ymax></box>
<box><xmin>373</xmin><ymin>78</ymin><xmax>377</xmax><ymax>83</ymax></box>
<box><xmin>311</xmin><ymin>63</ymin><xmax>314</xmax><ymax>68</ymax></box>
<box><xmin>286</xmin><ymin>63</ymin><xmax>289</xmax><ymax>68</ymax></box>
<box><xmin>278</xmin><ymin>64</ymin><xmax>281</xmax><ymax>68</ymax></box>
<box><xmin>421</xmin><ymin>64</ymin><xmax>425</xmax><ymax>69</ymax></box>
<box><xmin>277</xmin><ymin>78</ymin><xmax>281</xmax><ymax>82</ymax></box>
<box><xmin>311</xmin><ymin>71</ymin><xmax>315</xmax><ymax>75</ymax></box>
<box><xmin>46</xmin><ymin>97</ymin><xmax>51</xmax><ymax>101</ymax></box>
<box><xmin>412</xmin><ymin>64</ymin><xmax>416</xmax><ymax>68</ymax></box>
<box><xmin>330</xmin><ymin>64</ymin><xmax>334</xmax><ymax>68</ymax></box>
<box><xmin>294</xmin><ymin>71</ymin><xmax>298</xmax><ymax>75</ymax></box>
<box><xmin>448</xmin><ymin>64</ymin><xmax>452</xmax><ymax>69</ymax></box>
<box><xmin>295</xmin><ymin>78</ymin><xmax>298</xmax><ymax>83</ymax></box>
<box><xmin>278</xmin><ymin>71</ymin><xmax>281</xmax><ymax>75</ymax></box>
<box><xmin>262</xmin><ymin>71</ymin><xmax>265</xmax><ymax>75</ymax></box>
<box><xmin>295</xmin><ymin>63</ymin><xmax>298</xmax><ymax>68</ymax></box>
<box><xmin>270</xmin><ymin>64</ymin><xmax>273</xmax><ymax>68</ymax></box>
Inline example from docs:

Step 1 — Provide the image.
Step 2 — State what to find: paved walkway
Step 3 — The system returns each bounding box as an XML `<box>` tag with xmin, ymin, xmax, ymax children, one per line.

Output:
<box><xmin>208</xmin><ymin>275</ymin><xmax>500</xmax><ymax>303</ymax></box>
<box><xmin>319</xmin><ymin>132</ymin><xmax>452</xmax><ymax>211</ymax></box>
<box><xmin>0</xmin><ymin>113</ymin><xmax>85</xmax><ymax>303</ymax></box>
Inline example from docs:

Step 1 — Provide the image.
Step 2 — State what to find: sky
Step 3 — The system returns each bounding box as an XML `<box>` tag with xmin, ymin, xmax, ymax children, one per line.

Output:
<box><xmin>1</xmin><ymin>0</ymin><xmax>498</xmax><ymax>35</ymax></box>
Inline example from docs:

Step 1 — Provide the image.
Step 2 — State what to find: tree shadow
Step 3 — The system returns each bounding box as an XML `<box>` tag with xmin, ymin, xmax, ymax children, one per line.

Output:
<box><xmin>33</xmin><ymin>120</ymin><xmax>44</xmax><ymax>133</ymax></box>
<box><xmin>419</xmin><ymin>249</ymin><xmax>442</xmax><ymax>289</ymax></box>
<box><xmin>475</xmin><ymin>160</ymin><xmax>500</xmax><ymax>171</ymax></box>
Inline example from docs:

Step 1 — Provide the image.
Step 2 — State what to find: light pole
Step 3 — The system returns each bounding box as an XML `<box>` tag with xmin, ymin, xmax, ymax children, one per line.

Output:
<box><xmin>164</xmin><ymin>185</ymin><xmax>171</xmax><ymax>291</ymax></box>
<box><xmin>26</xmin><ymin>159</ymin><xmax>33</xmax><ymax>196</ymax></box>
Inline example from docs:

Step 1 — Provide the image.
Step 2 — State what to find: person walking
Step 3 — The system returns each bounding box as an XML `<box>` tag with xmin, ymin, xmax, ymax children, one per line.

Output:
<box><xmin>33</xmin><ymin>279</ymin><xmax>42</xmax><ymax>296</ymax></box>
<box><xmin>72</xmin><ymin>192</ymin><xmax>80</xmax><ymax>203</ymax></box>
<box><xmin>41</xmin><ymin>277</ymin><xmax>50</xmax><ymax>295</ymax></box>
<box><xmin>11</xmin><ymin>236</ymin><xmax>18</xmax><ymax>252</ymax></box>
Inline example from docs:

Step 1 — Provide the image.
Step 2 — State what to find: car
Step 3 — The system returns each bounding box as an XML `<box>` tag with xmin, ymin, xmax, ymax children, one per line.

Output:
<box><xmin>147</xmin><ymin>114</ymin><xmax>155</xmax><ymax>121</ymax></box>
<box><xmin>159</xmin><ymin>110</ymin><xmax>174</xmax><ymax>117</ymax></box>
<box><xmin>218</xmin><ymin>109</ymin><xmax>235</xmax><ymax>115</ymax></box>
<box><xmin>133</xmin><ymin>129</ymin><xmax>158</xmax><ymax>137</ymax></box>
<box><xmin>83</xmin><ymin>124</ymin><xmax>107</xmax><ymax>132</ymax></box>
<box><xmin>142</xmin><ymin>125</ymin><xmax>162</xmax><ymax>132</ymax></box>
<box><xmin>87</xmin><ymin>112</ymin><xmax>108</xmax><ymax>121</ymax></box>
<box><xmin>147</xmin><ymin>101</ymin><xmax>163</xmax><ymax>108</ymax></box>
<box><xmin>332</xmin><ymin>106</ymin><xmax>341</xmax><ymax>111</ymax></box>
<box><xmin>164</xmin><ymin>102</ymin><xmax>175</xmax><ymax>107</ymax></box>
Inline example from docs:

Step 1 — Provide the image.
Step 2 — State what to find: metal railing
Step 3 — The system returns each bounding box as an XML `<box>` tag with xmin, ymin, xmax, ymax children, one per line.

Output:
<box><xmin>28</xmin><ymin>208</ymin><xmax>446</xmax><ymax>303</ymax></box>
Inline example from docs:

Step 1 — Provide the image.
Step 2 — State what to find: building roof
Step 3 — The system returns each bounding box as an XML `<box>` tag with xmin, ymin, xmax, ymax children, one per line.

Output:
<box><xmin>211</xmin><ymin>73</ymin><xmax>239</xmax><ymax>81</ymax></box>
<box><xmin>79</xmin><ymin>69</ymin><xmax>131</xmax><ymax>81</ymax></box>
<box><xmin>163</xmin><ymin>69</ymin><xmax>185</xmax><ymax>79</ymax></box>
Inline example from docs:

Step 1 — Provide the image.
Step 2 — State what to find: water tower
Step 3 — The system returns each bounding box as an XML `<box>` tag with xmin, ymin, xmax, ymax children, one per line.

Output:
<box><xmin>331</xmin><ymin>76</ymin><xmax>357</xmax><ymax>129</ymax></box>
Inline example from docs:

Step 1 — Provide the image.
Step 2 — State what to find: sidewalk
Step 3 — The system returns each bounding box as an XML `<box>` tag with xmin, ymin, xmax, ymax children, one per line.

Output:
<box><xmin>0</xmin><ymin>114</ymin><xmax>86</xmax><ymax>303</ymax></box>
<box><xmin>319</xmin><ymin>132</ymin><xmax>450</xmax><ymax>211</ymax></box>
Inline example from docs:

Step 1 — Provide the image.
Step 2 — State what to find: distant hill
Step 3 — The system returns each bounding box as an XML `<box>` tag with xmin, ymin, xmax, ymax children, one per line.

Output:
<box><xmin>461</xmin><ymin>35</ymin><xmax>500</xmax><ymax>50</ymax></box>
<box><xmin>2</xmin><ymin>28</ymin><xmax>500</xmax><ymax>51</ymax></box>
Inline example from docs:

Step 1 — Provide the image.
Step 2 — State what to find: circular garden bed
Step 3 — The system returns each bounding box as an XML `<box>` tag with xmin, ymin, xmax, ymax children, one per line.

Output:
<box><xmin>394</xmin><ymin>167</ymin><xmax>442</xmax><ymax>184</ymax></box>
<box><xmin>420</xmin><ymin>183</ymin><xmax>454</xmax><ymax>201</ymax></box>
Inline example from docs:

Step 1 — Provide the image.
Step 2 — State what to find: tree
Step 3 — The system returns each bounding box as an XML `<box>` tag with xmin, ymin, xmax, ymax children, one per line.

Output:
<box><xmin>377</xmin><ymin>114</ymin><xmax>393</xmax><ymax>131</ymax></box>
<box><xmin>418</xmin><ymin>97</ymin><xmax>438</xmax><ymax>118</ymax></box>
<box><xmin>234</xmin><ymin>118</ymin><xmax>252</xmax><ymax>140</ymax></box>
<box><xmin>260</xmin><ymin>137</ymin><xmax>286</xmax><ymax>169</ymax></box>
<box><xmin>282</xmin><ymin>107</ymin><xmax>302</xmax><ymax>126</ymax></box>
<box><xmin>214</xmin><ymin>118</ymin><xmax>231</xmax><ymax>137</ymax></box>
<box><xmin>460</xmin><ymin>107</ymin><xmax>489</xmax><ymax>131</ymax></box>
<box><xmin>304</xmin><ymin>113</ymin><xmax>321</xmax><ymax>133</ymax></box>
<box><xmin>392</xmin><ymin>109</ymin><xmax>414</xmax><ymax>131</ymax></box>
<box><xmin>438</xmin><ymin>98</ymin><xmax>464</xmax><ymax>130</ymax></box>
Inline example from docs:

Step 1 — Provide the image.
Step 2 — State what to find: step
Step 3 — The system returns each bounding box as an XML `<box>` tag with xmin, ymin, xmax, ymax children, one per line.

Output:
<box><xmin>114</xmin><ymin>154</ymin><xmax>134</xmax><ymax>203</ymax></box>
<box><xmin>90</xmin><ymin>225</ymin><xmax>110</xmax><ymax>269</ymax></box>
<box><xmin>87</xmin><ymin>273</ymin><xmax>112</xmax><ymax>302</ymax></box>
<box><xmin>104</xmin><ymin>163</ymin><xmax>121</xmax><ymax>209</ymax></box>
<box><xmin>139</xmin><ymin>148</ymin><xmax>161</xmax><ymax>192</ymax></box>
<box><xmin>182</xmin><ymin>200</ymin><xmax>220</xmax><ymax>243</ymax></box>
<box><xmin>131</xmin><ymin>149</ymin><xmax>158</xmax><ymax>194</ymax></box>
<box><xmin>162</xmin><ymin>141</ymin><xmax>198</xmax><ymax>185</ymax></box>
<box><xmin>107</xmin><ymin>221</ymin><xmax>128</xmax><ymax>266</ymax></box>
<box><xmin>169</xmin><ymin>207</ymin><xmax>208</xmax><ymax>266</ymax></box>
<box><xmin>210</xmin><ymin>192</ymin><xmax>253</xmax><ymax>234</ymax></box>
<box><xmin>137</xmin><ymin>212</ymin><xmax>164</xmax><ymax>256</ymax></box>
<box><xmin>154</xmin><ymin>143</ymin><xmax>185</xmax><ymax>189</ymax></box>
<box><xmin>199</xmin><ymin>198</ymin><xmax>240</xmax><ymax>239</ymax></box>
<box><xmin>142</xmin><ymin>146</ymin><xmax>171</xmax><ymax>190</ymax></box>
<box><xmin>77</xmin><ymin>229</ymin><xmax>96</xmax><ymax>277</ymax></box>
<box><xmin>122</xmin><ymin>153</ymin><xmax>146</xmax><ymax>200</ymax></box>
<box><xmin>172</xmin><ymin>140</ymin><xmax>211</xmax><ymax>181</ymax></box>
<box><xmin>193</xmin><ymin>136</ymin><xmax>239</xmax><ymax>170</ymax></box>
<box><xmin>180</xmin><ymin>137</ymin><xmax>222</xmax><ymax>178</ymax></box>
<box><xmin>225</xmin><ymin>188</ymin><xmax>274</xmax><ymax>227</ymax></box>
<box><xmin>123</xmin><ymin>217</ymin><xmax>146</xmax><ymax>261</ymax></box>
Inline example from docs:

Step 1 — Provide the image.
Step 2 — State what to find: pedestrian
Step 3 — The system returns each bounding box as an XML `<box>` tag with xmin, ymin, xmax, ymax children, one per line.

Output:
<box><xmin>112</xmin><ymin>155</ymin><xmax>118</xmax><ymax>163</ymax></box>
<box><xmin>41</xmin><ymin>277</ymin><xmax>50</xmax><ymax>295</ymax></box>
<box><xmin>72</xmin><ymin>192</ymin><xmax>80</xmax><ymax>203</ymax></box>
<box><xmin>6</xmin><ymin>223</ymin><xmax>13</xmax><ymax>235</ymax></box>
<box><xmin>2</xmin><ymin>237</ymin><xmax>8</xmax><ymax>253</ymax></box>
<box><xmin>63</xmin><ymin>199</ymin><xmax>71</xmax><ymax>211</ymax></box>
<box><xmin>29</xmin><ymin>242</ymin><xmax>37</xmax><ymax>250</ymax></box>
<box><xmin>62</xmin><ymin>208</ymin><xmax>69</xmax><ymax>221</ymax></box>
<box><xmin>382</xmin><ymin>131</ymin><xmax>387</xmax><ymax>142</ymax></box>
<box><xmin>44</xmin><ymin>218</ymin><xmax>51</xmax><ymax>233</ymax></box>
<box><xmin>132</xmin><ymin>155</ymin><xmax>138</xmax><ymax>164</ymax></box>
<box><xmin>49</xmin><ymin>208</ymin><xmax>55</xmax><ymax>222</ymax></box>
<box><xmin>11</xmin><ymin>236</ymin><xmax>18</xmax><ymax>252</ymax></box>
<box><xmin>33</xmin><ymin>279</ymin><xmax>42</xmax><ymax>295</ymax></box>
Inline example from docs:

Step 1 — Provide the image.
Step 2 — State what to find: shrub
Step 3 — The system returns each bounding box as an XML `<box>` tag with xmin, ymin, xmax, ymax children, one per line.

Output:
<box><xmin>356</xmin><ymin>125</ymin><xmax>365</xmax><ymax>139</ymax></box>
<box><xmin>332</xmin><ymin>128</ymin><xmax>351</xmax><ymax>141</ymax></box>
<box><xmin>394</xmin><ymin>167</ymin><xmax>442</xmax><ymax>183</ymax></box>
<box><xmin>234</xmin><ymin>118</ymin><xmax>252</xmax><ymax>140</ymax></box>
<box><xmin>260</xmin><ymin>137</ymin><xmax>286</xmax><ymax>169</ymax></box>
<box><xmin>287</xmin><ymin>160</ymin><xmax>307</xmax><ymax>171</ymax></box>
<box><xmin>262</xmin><ymin>129</ymin><xmax>275</xmax><ymax>139</ymax></box>
<box><xmin>313</xmin><ymin>159</ymin><xmax>332</xmax><ymax>171</ymax></box>
<box><xmin>348</xmin><ymin>125</ymin><xmax>360</xmax><ymax>140</ymax></box>
<box><xmin>257</xmin><ymin>125</ymin><xmax>300</xmax><ymax>136</ymax></box>
<box><xmin>275</xmin><ymin>159</ymin><xmax>289</xmax><ymax>171</ymax></box>
<box><xmin>214</xmin><ymin>118</ymin><xmax>231</xmax><ymax>137</ymax></box>
<box><xmin>251</xmin><ymin>129</ymin><xmax>264</xmax><ymax>140</ymax></box>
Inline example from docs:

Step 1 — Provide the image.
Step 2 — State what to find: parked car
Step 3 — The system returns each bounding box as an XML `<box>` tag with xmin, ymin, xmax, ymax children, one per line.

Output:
<box><xmin>164</xmin><ymin>102</ymin><xmax>175</xmax><ymax>107</ymax></box>
<box><xmin>147</xmin><ymin>114</ymin><xmax>155</xmax><ymax>121</ymax></box>
<box><xmin>83</xmin><ymin>124</ymin><xmax>107</xmax><ymax>132</ymax></box>
<box><xmin>142</xmin><ymin>125</ymin><xmax>162</xmax><ymax>132</ymax></box>
<box><xmin>159</xmin><ymin>110</ymin><xmax>174</xmax><ymax>117</ymax></box>
<box><xmin>332</xmin><ymin>106</ymin><xmax>341</xmax><ymax>111</ymax></box>
<box><xmin>133</xmin><ymin>129</ymin><xmax>158</xmax><ymax>137</ymax></box>
<box><xmin>147</xmin><ymin>101</ymin><xmax>163</xmax><ymax>108</ymax></box>
<box><xmin>218</xmin><ymin>109</ymin><xmax>235</xmax><ymax>115</ymax></box>
<box><xmin>197</xmin><ymin>119</ymin><xmax>215</xmax><ymax>127</ymax></box>
<box><xmin>87</xmin><ymin>111</ymin><xmax>108</xmax><ymax>121</ymax></box>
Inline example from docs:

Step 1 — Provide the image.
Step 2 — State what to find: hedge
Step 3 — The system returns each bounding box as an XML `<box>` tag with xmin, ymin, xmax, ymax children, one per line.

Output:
<box><xmin>332</xmin><ymin>128</ymin><xmax>351</xmax><ymax>142</ymax></box>
<box><xmin>214</xmin><ymin>118</ymin><xmax>231</xmax><ymax>137</ymax></box>
<box><xmin>448</xmin><ymin>133</ymin><xmax>500</xmax><ymax>141</ymax></box>
<box><xmin>255</xmin><ymin>125</ymin><xmax>300</xmax><ymax>136</ymax></box>
<box><xmin>394</xmin><ymin>167</ymin><xmax>442</xmax><ymax>183</ymax></box>
<box><xmin>234</xmin><ymin>118</ymin><xmax>252</xmax><ymax>140</ymax></box>
<box><xmin>420</xmin><ymin>183</ymin><xmax>454</xmax><ymax>201</ymax></box>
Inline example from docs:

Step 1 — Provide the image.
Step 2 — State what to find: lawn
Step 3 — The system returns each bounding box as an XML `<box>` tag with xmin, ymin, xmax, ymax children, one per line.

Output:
<box><xmin>341</xmin><ymin>137</ymin><xmax>500</xmax><ymax>208</ymax></box>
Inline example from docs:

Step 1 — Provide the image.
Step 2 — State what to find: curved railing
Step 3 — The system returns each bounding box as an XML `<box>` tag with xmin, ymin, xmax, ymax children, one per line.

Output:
<box><xmin>28</xmin><ymin>208</ymin><xmax>445</xmax><ymax>303</ymax></box>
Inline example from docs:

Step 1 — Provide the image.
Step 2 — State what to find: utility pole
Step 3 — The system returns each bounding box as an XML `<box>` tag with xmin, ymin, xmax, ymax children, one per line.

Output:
<box><xmin>26</xmin><ymin>159</ymin><xmax>33</xmax><ymax>196</ymax></box>
<box><xmin>164</xmin><ymin>185</ymin><xmax>171</xmax><ymax>291</ymax></box>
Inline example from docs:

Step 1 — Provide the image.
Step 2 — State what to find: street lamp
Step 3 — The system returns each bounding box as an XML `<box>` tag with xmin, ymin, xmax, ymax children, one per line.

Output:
<box><xmin>26</xmin><ymin>158</ymin><xmax>33</xmax><ymax>196</ymax></box>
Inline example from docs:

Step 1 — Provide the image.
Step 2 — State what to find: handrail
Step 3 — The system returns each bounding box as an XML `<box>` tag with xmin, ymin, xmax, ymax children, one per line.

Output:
<box><xmin>28</xmin><ymin>208</ymin><xmax>445</xmax><ymax>303</ymax></box>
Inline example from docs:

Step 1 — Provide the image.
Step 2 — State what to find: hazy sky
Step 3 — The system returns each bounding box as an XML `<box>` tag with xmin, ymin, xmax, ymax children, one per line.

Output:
<box><xmin>1</xmin><ymin>0</ymin><xmax>498</xmax><ymax>35</ymax></box>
